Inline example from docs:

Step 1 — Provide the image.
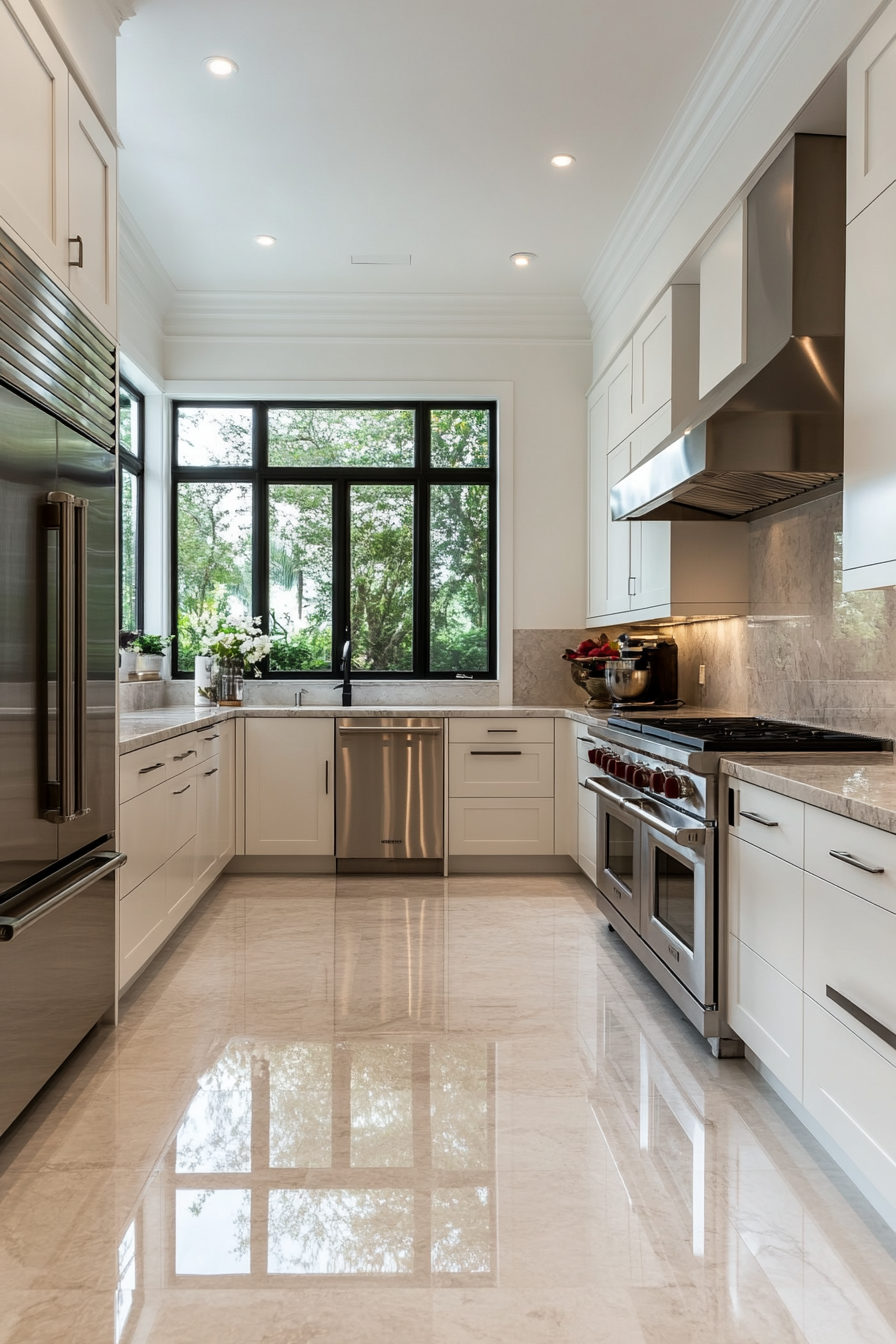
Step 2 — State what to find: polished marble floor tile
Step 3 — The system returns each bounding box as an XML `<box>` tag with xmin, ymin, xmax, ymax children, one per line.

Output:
<box><xmin>1</xmin><ymin>873</ymin><xmax>896</xmax><ymax>1343</ymax></box>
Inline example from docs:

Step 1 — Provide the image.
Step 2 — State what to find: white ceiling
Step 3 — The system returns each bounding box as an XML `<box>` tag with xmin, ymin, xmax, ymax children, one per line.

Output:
<box><xmin>117</xmin><ymin>0</ymin><xmax>740</xmax><ymax>297</ymax></box>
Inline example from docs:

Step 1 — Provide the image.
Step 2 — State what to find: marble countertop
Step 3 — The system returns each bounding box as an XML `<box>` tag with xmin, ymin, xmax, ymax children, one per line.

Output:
<box><xmin>721</xmin><ymin>753</ymin><xmax>896</xmax><ymax>833</ymax></box>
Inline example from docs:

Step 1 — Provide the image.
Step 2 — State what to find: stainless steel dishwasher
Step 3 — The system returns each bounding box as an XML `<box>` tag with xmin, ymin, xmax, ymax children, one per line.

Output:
<box><xmin>336</xmin><ymin>718</ymin><xmax>443</xmax><ymax>873</ymax></box>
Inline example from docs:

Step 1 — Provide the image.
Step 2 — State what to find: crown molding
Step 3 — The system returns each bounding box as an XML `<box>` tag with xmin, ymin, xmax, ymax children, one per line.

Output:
<box><xmin>118</xmin><ymin>199</ymin><xmax>177</xmax><ymax>338</ymax></box>
<box><xmin>582</xmin><ymin>0</ymin><xmax>827</xmax><ymax>334</ymax></box>
<box><xmin>163</xmin><ymin>290</ymin><xmax>591</xmax><ymax>344</ymax></box>
<box><xmin>96</xmin><ymin>0</ymin><xmax>136</xmax><ymax>31</ymax></box>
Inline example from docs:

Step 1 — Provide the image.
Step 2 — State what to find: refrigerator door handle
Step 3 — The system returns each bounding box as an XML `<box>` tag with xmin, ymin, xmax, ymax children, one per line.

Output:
<box><xmin>44</xmin><ymin>492</ymin><xmax>89</xmax><ymax>824</ymax></box>
<box><xmin>0</xmin><ymin>850</ymin><xmax>125</xmax><ymax>941</ymax></box>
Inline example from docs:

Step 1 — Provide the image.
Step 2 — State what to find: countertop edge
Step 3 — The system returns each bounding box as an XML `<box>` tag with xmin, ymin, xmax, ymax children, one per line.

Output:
<box><xmin>720</xmin><ymin>755</ymin><xmax>896</xmax><ymax>834</ymax></box>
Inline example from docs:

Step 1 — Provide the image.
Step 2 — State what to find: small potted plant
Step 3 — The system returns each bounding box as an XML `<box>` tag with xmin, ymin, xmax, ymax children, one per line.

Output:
<box><xmin>199</xmin><ymin>617</ymin><xmax>272</xmax><ymax>706</ymax></box>
<box><xmin>132</xmin><ymin>633</ymin><xmax>172</xmax><ymax>680</ymax></box>
<box><xmin>119</xmin><ymin>631</ymin><xmax>138</xmax><ymax>681</ymax></box>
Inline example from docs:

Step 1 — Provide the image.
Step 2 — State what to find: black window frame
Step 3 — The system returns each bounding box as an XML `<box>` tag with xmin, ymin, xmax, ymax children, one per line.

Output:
<box><xmin>118</xmin><ymin>378</ymin><xmax>145</xmax><ymax>633</ymax></box>
<box><xmin>170</xmin><ymin>400</ymin><xmax>498</xmax><ymax>680</ymax></box>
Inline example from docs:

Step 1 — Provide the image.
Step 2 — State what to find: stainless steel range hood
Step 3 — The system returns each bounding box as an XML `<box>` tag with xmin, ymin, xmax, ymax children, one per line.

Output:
<box><xmin>611</xmin><ymin>134</ymin><xmax>845</xmax><ymax>523</ymax></box>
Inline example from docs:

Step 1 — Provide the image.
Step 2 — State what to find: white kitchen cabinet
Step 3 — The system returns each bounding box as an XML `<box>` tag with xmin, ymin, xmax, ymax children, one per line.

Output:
<box><xmin>631</xmin><ymin>285</ymin><xmax>699</xmax><ymax>433</ymax></box>
<box><xmin>606</xmin><ymin>343</ymin><xmax>633</xmax><ymax>450</ymax></box>
<box><xmin>728</xmin><ymin>835</ymin><xmax>803</xmax><ymax>985</ymax></box>
<box><xmin>728</xmin><ymin>777</ymin><xmax>804</xmax><ymax>867</ymax></box>
<box><xmin>554</xmin><ymin>719</ymin><xmax>578</xmax><ymax>862</ymax></box>
<box><xmin>194</xmin><ymin>759</ymin><xmax>220</xmax><ymax>889</ymax></box>
<box><xmin>577</xmin><ymin>804</ymin><xmax>597</xmax><ymax>884</ymax></box>
<box><xmin>119</xmin><ymin>868</ymin><xmax>168</xmax><ymax>992</ymax></box>
<box><xmin>448</xmin><ymin>797</ymin><xmax>554</xmax><ymax>856</ymax></box>
<box><xmin>448</xmin><ymin>741</ymin><xmax>553</xmax><ymax>798</ymax></box>
<box><xmin>843</xmin><ymin>179</ymin><xmax>896</xmax><ymax>591</ymax></box>
<box><xmin>699</xmin><ymin>206</ymin><xmax>746</xmax><ymax>399</ymax></box>
<box><xmin>119</xmin><ymin>781</ymin><xmax>167</xmax><ymax>898</ymax></box>
<box><xmin>245</xmin><ymin>718</ymin><xmax>334</xmax><ymax>855</ymax></box>
<box><xmin>67</xmin><ymin>80</ymin><xmax>116</xmax><ymax>334</ymax></box>
<box><xmin>847</xmin><ymin>2</ymin><xmax>896</xmax><ymax>222</ymax></box>
<box><xmin>0</xmin><ymin>0</ymin><xmax>69</xmax><ymax>280</ymax></box>
<box><xmin>217</xmin><ymin>719</ymin><xmax>236</xmax><ymax>864</ymax></box>
<box><xmin>727</xmin><ymin>934</ymin><xmax>803</xmax><ymax>1099</ymax></box>
<box><xmin>586</xmin><ymin>385</ymin><xmax>609</xmax><ymax>625</ymax></box>
<box><xmin>606</xmin><ymin>441</ymin><xmax>635</xmax><ymax>616</ymax></box>
<box><xmin>804</xmin><ymin>802</ymin><xmax>896</xmax><ymax>914</ymax></box>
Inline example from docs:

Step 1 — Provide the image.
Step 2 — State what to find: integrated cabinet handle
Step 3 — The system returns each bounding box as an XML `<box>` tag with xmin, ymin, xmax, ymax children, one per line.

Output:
<box><xmin>173</xmin><ymin>784</ymin><xmax>191</xmax><ymax>795</ymax></box>
<box><xmin>487</xmin><ymin>729</ymin><xmax>518</xmax><ymax>733</ymax></box>
<box><xmin>173</xmin><ymin>749</ymin><xmax>197</xmax><ymax>761</ymax></box>
<box><xmin>470</xmin><ymin>750</ymin><xmax>522</xmax><ymax>756</ymax></box>
<box><xmin>204</xmin><ymin>734</ymin><xmax>220</xmax><ymax>741</ymax></box>
<box><xmin>138</xmin><ymin>762</ymin><xmax>165</xmax><ymax>775</ymax></box>
<box><xmin>68</xmin><ymin>235</ymin><xmax>84</xmax><ymax>268</ymax></box>
<box><xmin>204</xmin><ymin>768</ymin><xmax>218</xmax><ymax>777</ymax></box>
<box><xmin>740</xmin><ymin>810</ymin><xmax>779</xmax><ymax>828</ymax></box>
<box><xmin>829</xmin><ymin>850</ymin><xmax>884</xmax><ymax>875</ymax></box>
<box><xmin>826</xmin><ymin>986</ymin><xmax>896</xmax><ymax>1053</ymax></box>
<box><xmin>325</xmin><ymin>760</ymin><xmax>329</xmax><ymax>794</ymax></box>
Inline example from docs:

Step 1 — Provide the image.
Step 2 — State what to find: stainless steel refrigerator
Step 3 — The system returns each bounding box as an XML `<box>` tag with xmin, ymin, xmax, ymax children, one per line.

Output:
<box><xmin>0</xmin><ymin>228</ymin><xmax>123</xmax><ymax>1136</ymax></box>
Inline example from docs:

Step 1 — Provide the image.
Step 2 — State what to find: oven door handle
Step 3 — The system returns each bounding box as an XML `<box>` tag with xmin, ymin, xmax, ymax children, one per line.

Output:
<box><xmin>622</xmin><ymin>798</ymin><xmax>706</xmax><ymax>848</ymax></box>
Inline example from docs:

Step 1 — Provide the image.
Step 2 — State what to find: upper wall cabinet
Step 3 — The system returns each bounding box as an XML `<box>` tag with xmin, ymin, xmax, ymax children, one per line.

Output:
<box><xmin>68</xmin><ymin>82</ymin><xmax>117</xmax><ymax>335</ymax></box>
<box><xmin>0</xmin><ymin>0</ymin><xmax>116</xmax><ymax>336</ymax></box>
<box><xmin>0</xmin><ymin>0</ymin><xmax>69</xmax><ymax>280</ymax></box>
<box><xmin>632</xmin><ymin>285</ymin><xmax>699</xmax><ymax>436</ymax></box>
<box><xmin>606</xmin><ymin>344</ymin><xmax>633</xmax><ymax>450</ymax></box>
<box><xmin>847</xmin><ymin>1</ymin><xmax>896</xmax><ymax>223</ymax></box>
<box><xmin>699</xmin><ymin>206</ymin><xmax>746</xmax><ymax>399</ymax></box>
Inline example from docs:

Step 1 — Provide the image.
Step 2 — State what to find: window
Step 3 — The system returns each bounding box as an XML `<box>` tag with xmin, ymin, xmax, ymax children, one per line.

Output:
<box><xmin>119</xmin><ymin>381</ymin><xmax>144</xmax><ymax>633</ymax></box>
<box><xmin>171</xmin><ymin>403</ymin><xmax>496</xmax><ymax>678</ymax></box>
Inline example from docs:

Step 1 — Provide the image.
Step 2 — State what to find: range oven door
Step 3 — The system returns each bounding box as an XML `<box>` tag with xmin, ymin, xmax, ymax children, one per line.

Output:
<box><xmin>637</xmin><ymin>807</ymin><xmax>715</xmax><ymax>1006</ymax></box>
<box><xmin>595</xmin><ymin>783</ymin><xmax>642</xmax><ymax>935</ymax></box>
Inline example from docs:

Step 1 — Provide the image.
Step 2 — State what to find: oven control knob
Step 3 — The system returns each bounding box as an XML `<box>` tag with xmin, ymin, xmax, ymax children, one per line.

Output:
<box><xmin>599</xmin><ymin>751</ymin><xmax>615</xmax><ymax>771</ymax></box>
<box><xmin>609</xmin><ymin>757</ymin><xmax>623</xmax><ymax>777</ymax></box>
<box><xmin>632</xmin><ymin>767</ymin><xmax>650</xmax><ymax>788</ymax></box>
<box><xmin>623</xmin><ymin>762</ymin><xmax>638</xmax><ymax>783</ymax></box>
<box><xmin>663</xmin><ymin>775</ymin><xmax>686</xmax><ymax>799</ymax></box>
<box><xmin>587</xmin><ymin>747</ymin><xmax>598</xmax><ymax>765</ymax></box>
<box><xmin>650</xmin><ymin>769</ymin><xmax>667</xmax><ymax>792</ymax></box>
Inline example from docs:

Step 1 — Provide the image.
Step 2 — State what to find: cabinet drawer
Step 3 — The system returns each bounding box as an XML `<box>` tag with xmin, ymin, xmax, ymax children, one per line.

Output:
<box><xmin>805</xmin><ymin>805</ymin><xmax>896</xmax><ymax>915</ymax></box>
<box><xmin>119</xmin><ymin>781</ymin><xmax>167</xmax><ymax>897</ymax></box>
<box><xmin>577</xmin><ymin>759</ymin><xmax>597</xmax><ymax>817</ymax></box>
<box><xmin>804</xmin><ymin>996</ymin><xmax>896</xmax><ymax>1212</ymax></box>
<box><xmin>196</xmin><ymin>726</ymin><xmax>224</xmax><ymax>762</ymax></box>
<box><xmin>577</xmin><ymin>804</ymin><xmax>597</xmax><ymax>884</ymax></box>
<box><xmin>167</xmin><ymin>733</ymin><xmax>201</xmax><ymax>777</ymax></box>
<box><xmin>448</xmin><ymin>798</ymin><xmax>554</xmax><ymax>855</ymax></box>
<box><xmin>728</xmin><ymin>779</ymin><xmax>803</xmax><ymax>865</ymax></box>
<box><xmin>804</xmin><ymin>872</ymin><xmax>896</xmax><ymax>1066</ymax></box>
<box><xmin>119</xmin><ymin>867</ymin><xmax>168</xmax><ymax>990</ymax></box>
<box><xmin>450</xmin><ymin>718</ymin><xmax>553</xmax><ymax>745</ymax></box>
<box><xmin>727</xmin><ymin>835</ymin><xmax>803</xmax><ymax>985</ymax></box>
<box><xmin>166</xmin><ymin>770</ymin><xmax>197</xmax><ymax>854</ymax></box>
<box><xmin>120</xmin><ymin>743</ymin><xmax>169</xmax><ymax>803</ymax></box>
<box><xmin>727</xmin><ymin>935</ymin><xmax>803</xmax><ymax>1099</ymax></box>
<box><xmin>575</xmin><ymin>733</ymin><xmax>598</xmax><ymax>763</ymax></box>
<box><xmin>449</xmin><ymin>742</ymin><xmax>553</xmax><ymax>797</ymax></box>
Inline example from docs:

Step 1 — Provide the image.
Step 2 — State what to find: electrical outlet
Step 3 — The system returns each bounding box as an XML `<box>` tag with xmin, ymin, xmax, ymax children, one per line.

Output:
<box><xmin>698</xmin><ymin>664</ymin><xmax>706</xmax><ymax>686</ymax></box>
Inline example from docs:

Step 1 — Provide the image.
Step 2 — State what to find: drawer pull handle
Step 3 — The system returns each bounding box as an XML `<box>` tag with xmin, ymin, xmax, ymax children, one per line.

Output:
<box><xmin>204</xmin><ymin>734</ymin><xmax>220</xmax><ymax>741</ymax></box>
<box><xmin>740</xmin><ymin>810</ymin><xmax>779</xmax><ymax>828</ymax></box>
<box><xmin>173</xmin><ymin>784</ymin><xmax>191</xmax><ymax>795</ymax></box>
<box><xmin>470</xmin><ymin>750</ymin><xmax>523</xmax><ymax>756</ymax></box>
<box><xmin>826</xmin><ymin>985</ymin><xmax>896</xmax><ymax>1053</ymax></box>
<box><xmin>173</xmin><ymin>749</ymin><xmax>197</xmax><ymax>761</ymax></box>
<box><xmin>487</xmin><ymin>728</ymin><xmax>518</xmax><ymax>733</ymax></box>
<box><xmin>829</xmin><ymin>850</ymin><xmax>884</xmax><ymax>875</ymax></box>
<box><xmin>204</xmin><ymin>768</ymin><xmax>218</xmax><ymax>777</ymax></box>
<box><xmin>138</xmin><ymin>762</ymin><xmax>164</xmax><ymax>775</ymax></box>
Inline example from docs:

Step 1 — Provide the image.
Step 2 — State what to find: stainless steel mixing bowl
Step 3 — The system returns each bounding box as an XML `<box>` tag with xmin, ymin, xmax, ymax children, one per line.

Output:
<box><xmin>604</xmin><ymin>658</ymin><xmax>650</xmax><ymax>701</ymax></box>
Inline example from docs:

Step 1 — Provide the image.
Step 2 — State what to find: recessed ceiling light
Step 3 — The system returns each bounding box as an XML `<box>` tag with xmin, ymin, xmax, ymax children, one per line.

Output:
<box><xmin>255</xmin><ymin>235</ymin><xmax>276</xmax><ymax>247</ymax></box>
<box><xmin>551</xmin><ymin>154</ymin><xmax>575</xmax><ymax>167</ymax></box>
<box><xmin>511</xmin><ymin>252</ymin><xmax>536</xmax><ymax>267</ymax></box>
<box><xmin>204</xmin><ymin>55</ymin><xmax>238</xmax><ymax>78</ymax></box>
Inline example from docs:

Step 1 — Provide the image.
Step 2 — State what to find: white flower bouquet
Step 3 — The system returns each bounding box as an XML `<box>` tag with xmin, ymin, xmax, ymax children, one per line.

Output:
<box><xmin>199</xmin><ymin>616</ymin><xmax>273</xmax><ymax>677</ymax></box>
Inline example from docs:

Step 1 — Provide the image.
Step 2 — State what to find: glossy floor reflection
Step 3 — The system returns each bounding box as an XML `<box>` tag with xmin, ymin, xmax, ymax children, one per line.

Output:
<box><xmin>2</xmin><ymin>875</ymin><xmax>896</xmax><ymax>1343</ymax></box>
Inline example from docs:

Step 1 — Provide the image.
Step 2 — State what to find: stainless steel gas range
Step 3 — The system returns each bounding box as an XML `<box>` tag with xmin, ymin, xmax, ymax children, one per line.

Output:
<box><xmin>581</xmin><ymin>714</ymin><xmax>888</xmax><ymax>1056</ymax></box>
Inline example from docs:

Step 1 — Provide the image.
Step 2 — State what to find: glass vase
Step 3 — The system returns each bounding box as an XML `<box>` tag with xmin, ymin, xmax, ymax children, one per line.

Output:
<box><xmin>216</xmin><ymin>656</ymin><xmax>244</xmax><ymax>707</ymax></box>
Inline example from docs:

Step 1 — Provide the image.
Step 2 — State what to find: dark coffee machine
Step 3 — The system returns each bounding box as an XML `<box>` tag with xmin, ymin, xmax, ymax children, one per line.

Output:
<box><xmin>607</xmin><ymin>635</ymin><xmax>680</xmax><ymax>708</ymax></box>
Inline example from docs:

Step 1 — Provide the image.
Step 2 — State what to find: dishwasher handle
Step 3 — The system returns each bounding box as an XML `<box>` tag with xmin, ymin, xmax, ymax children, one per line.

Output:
<box><xmin>337</xmin><ymin>726</ymin><xmax>442</xmax><ymax>734</ymax></box>
<box><xmin>0</xmin><ymin>850</ymin><xmax>125</xmax><ymax>942</ymax></box>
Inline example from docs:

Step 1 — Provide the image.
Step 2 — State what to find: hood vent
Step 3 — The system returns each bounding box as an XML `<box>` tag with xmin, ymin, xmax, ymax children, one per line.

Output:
<box><xmin>611</xmin><ymin>134</ymin><xmax>845</xmax><ymax>523</ymax></box>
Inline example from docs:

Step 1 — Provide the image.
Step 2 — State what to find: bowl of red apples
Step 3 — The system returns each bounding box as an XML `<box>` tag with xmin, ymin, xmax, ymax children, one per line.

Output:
<box><xmin>561</xmin><ymin>635</ymin><xmax>619</xmax><ymax>707</ymax></box>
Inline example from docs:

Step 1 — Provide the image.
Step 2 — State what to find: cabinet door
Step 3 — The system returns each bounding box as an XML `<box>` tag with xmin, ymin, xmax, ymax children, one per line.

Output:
<box><xmin>577</xmin><ymin>804</ymin><xmax>596</xmax><ymax>883</ymax></box>
<box><xmin>606</xmin><ymin>343</ymin><xmax>633</xmax><ymax>449</ymax></box>
<box><xmin>699</xmin><ymin>206</ymin><xmax>746</xmax><ymax>399</ymax></box>
<box><xmin>0</xmin><ymin>0</ymin><xmax>68</xmax><ymax>279</ymax></box>
<box><xmin>245</xmin><ymin>718</ymin><xmax>334</xmax><ymax>854</ymax></box>
<box><xmin>586</xmin><ymin>385</ymin><xmax>609</xmax><ymax>621</ymax></box>
<box><xmin>67</xmin><ymin>79</ymin><xmax>116</xmax><ymax>334</ymax></box>
<box><xmin>632</xmin><ymin>291</ymin><xmax>672</xmax><ymax>429</ymax></box>
<box><xmin>217</xmin><ymin>720</ymin><xmax>235</xmax><ymax>863</ymax></box>
<box><xmin>727</xmin><ymin>934</ymin><xmax>803</xmax><ymax>1099</ymax></box>
<box><xmin>119</xmin><ymin>781</ymin><xmax>167</xmax><ymax>898</ymax></box>
<box><xmin>194</xmin><ymin>762</ymin><xmax>220</xmax><ymax>888</ymax></box>
<box><xmin>606</xmin><ymin>442</ymin><xmax>632</xmax><ymax>615</ymax></box>
<box><xmin>448</xmin><ymin>797</ymin><xmax>554</xmax><ymax>855</ymax></box>
<box><xmin>847</xmin><ymin>4</ymin><xmax>896</xmax><ymax>222</ymax></box>
<box><xmin>843</xmin><ymin>182</ymin><xmax>896</xmax><ymax>589</ymax></box>
<box><xmin>728</xmin><ymin>835</ymin><xmax>803</xmax><ymax>985</ymax></box>
<box><xmin>448</xmin><ymin>742</ymin><xmax>553</xmax><ymax>797</ymax></box>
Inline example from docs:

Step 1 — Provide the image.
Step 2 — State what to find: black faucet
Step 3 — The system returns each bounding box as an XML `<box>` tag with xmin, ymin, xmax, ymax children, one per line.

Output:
<box><xmin>334</xmin><ymin>633</ymin><xmax>352</xmax><ymax>706</ymax></box>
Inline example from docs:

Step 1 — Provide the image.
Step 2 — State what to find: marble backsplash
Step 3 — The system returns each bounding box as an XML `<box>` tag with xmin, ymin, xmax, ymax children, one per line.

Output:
<box><xmin>120</xmin><ymin>676</ymin><xmax>502</xmax><ymax>711</ymax></box>
<box><xmin>669</xmin><ymin>490</ymin><xmax>896</xmax><ymax>740</ymax></box>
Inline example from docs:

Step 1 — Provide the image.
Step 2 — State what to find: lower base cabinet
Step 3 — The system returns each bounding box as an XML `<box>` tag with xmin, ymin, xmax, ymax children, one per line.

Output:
<box><xmin>577</xmin><ymin>804</ymin><xmax>596</xmax><ymax>883</ymax></box>
<box><xmin>448</xmin><ymin>797</ymin><xmax>554</xmax><ymax>855</ymax></box>
<box><xmin>728</xmin><ymin>934</ymin><xmax>803</xmax><ymax>1099</ymax></box>
<box><xmin>119</xmin><ymin>868</ymin><xmax>168</xmax><ymax>990</ymax></box>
